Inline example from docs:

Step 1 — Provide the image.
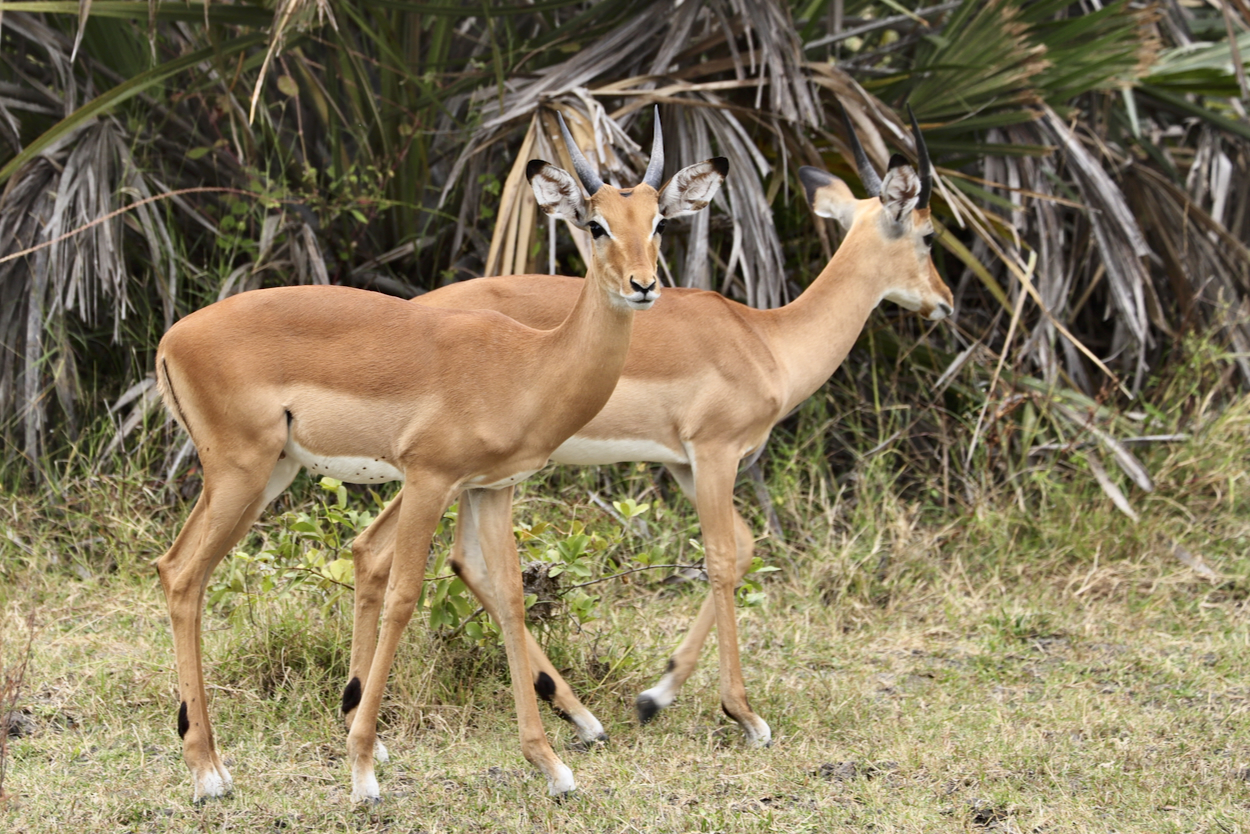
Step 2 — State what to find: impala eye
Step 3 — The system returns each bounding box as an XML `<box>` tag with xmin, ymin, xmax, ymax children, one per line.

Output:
<box><xmin>655</xmin><ymin>219</ymin><xmax>667</xmax><ymax>236</ymax></box>
<box><xmin>922</xmin><ymin>233</ymin><xmax>935</xmax><ymax>248</ymax></box>
<box><xmin>588</xmin><ymin>221</ymin><xmax>606</xmax><ymax>239</ymax></box>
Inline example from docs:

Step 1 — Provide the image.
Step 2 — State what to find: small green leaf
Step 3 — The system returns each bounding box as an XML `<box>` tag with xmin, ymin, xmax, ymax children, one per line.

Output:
<box><xmin>325</xmin><ymin>558</ymin><xmax>354</xmax><ymax>584</ymax></box>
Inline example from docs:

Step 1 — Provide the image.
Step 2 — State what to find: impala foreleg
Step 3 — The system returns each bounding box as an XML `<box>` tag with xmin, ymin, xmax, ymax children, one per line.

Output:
<box><xmin>452</xmin><ymin>491</ymin><xmax>606</xmax><ymax>746</ymax></box>
<box><xmin>345</xmin><ymin>482</ymin><xmax>450</xmax><ymax>803</ymax></box>
<box><xmin>469</xmin><ymin>487</ymin><xmax>575</xmax><ymax>795</ymax></box>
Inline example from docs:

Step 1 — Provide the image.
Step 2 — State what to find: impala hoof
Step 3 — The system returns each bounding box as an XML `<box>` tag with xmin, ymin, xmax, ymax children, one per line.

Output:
<box><xmin>546</xmin><ymin>763</ymin><xmax>576</xmax><ymax>797</ymax></box>
<box><xmin>351</xmin><ymin>770</ymin><xmax>381</xmax><ymax>804</ymax></box>
<box><xmin>637</xmin><ymin>684</ymin><xmax>680</xmax><ymax>725</ymax></box>
<box><xmin>568</xmin><ymin>732</ymin><xmax>609</xmax><ymax>753</ymax></box>
<box><xmin>636</xmin><ymin>694</ymin><xmax>660</xmax><ymax>724</ymax></box>
<box><xmin>191</xmin><ymin>765</ymin><xmax>232</xmax><ymax>804</ymax></box>
<box><xmin>742</xmin><ymin>718</ymin><xmax>772</xmax><ymax>748</ymax></box>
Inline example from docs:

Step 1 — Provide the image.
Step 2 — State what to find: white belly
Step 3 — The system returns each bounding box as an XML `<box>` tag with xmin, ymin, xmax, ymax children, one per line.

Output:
<box><xmin>466</xmin><ymin>467</ymin><xmax>544</xmax><ymax>489</ymax></box>
<box><xmin>284</xmin><ymin>437</ymin><xmax>404</xmax><ymax>484</ymax></box>
<box><xmin>550</xmin><ymin>435</ymin><xmax>687</xmax><ymax>466</ymax></box>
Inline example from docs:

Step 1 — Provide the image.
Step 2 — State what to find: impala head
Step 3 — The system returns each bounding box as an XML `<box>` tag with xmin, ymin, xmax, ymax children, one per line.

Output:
<box><xmin>526</xmin><ymin>108</ymin><xmax>729</xmax><ymax>311</ymax></box>
<box><xmin>799</xmin><ymin>105</ymin><xmax>954</xmax><ymax>321</ymax></box>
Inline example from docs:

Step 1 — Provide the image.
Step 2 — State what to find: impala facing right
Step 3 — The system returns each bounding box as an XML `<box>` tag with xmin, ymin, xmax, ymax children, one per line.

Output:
<box><xmin>346</xmin><ymin>106</ymin><xmax>953</xmax><ymax>749</ymax></box>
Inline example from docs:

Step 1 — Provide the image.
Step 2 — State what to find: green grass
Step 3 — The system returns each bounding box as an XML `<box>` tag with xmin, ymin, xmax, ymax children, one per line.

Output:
<box><xmin>2</xmin><ymin>399</ymin><xmax>1249</xmax><ymax>832</ymax></box>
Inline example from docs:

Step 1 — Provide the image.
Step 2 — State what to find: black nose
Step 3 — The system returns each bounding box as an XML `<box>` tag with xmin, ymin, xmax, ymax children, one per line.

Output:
<box><xmin>937</xmin><ymin>301</ymin><xmax>953</xmax><ymax>317</ymax></box>
<box><xmin>630</xmin><ymin>278</ymin><xmax>657</xmax><ymax>296</ymax></box>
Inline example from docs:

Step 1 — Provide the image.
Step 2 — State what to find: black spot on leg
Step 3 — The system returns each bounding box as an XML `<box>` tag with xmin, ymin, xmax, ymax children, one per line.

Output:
<box><xmin>449</xmin><ymin>560</ymin><xmax>463</xmax><ymax>578</ymax></box>
<box><xmin>342</xmin><ymin>677</ymin><xmax>362</xmax><ymax>715</ymax></box>
<box><xmin>177</xmin><ymin>701</ymin><xmax>189</xmax><ymax>739</ymax></box>
<box><xmin>665</xmin><ymin>658</ymin><xmax>676</xmax><ymax>674</ymax></box>
<box><xmin>534</xmin><ymin>672</ymin><xmax>574</xmax><ymax>724</ymax></box>
<box><xmin>535</xmin><ymin>671</ymin><xmax>556</xmax><ymax>703</ymax></box>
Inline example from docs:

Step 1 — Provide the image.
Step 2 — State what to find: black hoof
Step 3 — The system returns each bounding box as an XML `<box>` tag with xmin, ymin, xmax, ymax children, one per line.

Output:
<box><xmin>636</xmin><ymin>694</ymin><xmax>661</xmax><ymax>725</ymax></box>
<box><xmin>192</xmin><ymin>793</ymin><xmax>229</xmax><ymax>807</ymax></box>
<box><xmin>568</xmin><ymin>732</ymin><xmax>609</xmax><ymax>753</ymax></box>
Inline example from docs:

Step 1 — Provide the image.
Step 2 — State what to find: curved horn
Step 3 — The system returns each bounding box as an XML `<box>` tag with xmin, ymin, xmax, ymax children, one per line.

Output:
<box><xmin>838</xmin><ymin>102</ymin><xmax>883</xmax><ymax>197</ymax></box>
<box><xmin>557</xmin><ymin>110</ymin><xmax>604</xmax><ymax>195</ymax></box>
<box><xmin>907</xmin><ymin>104</ymin><xmax>933</xmax><ymax>209</ymax></box>
<box><xmin>642</xmin><ymin>106</ymin><xmax>665</xmax><ymax>190</ymax></box>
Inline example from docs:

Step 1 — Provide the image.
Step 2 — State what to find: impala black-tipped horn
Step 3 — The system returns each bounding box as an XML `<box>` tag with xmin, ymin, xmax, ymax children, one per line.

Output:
<box><xmin>839</xmin><ymin>102</ymin><xmax>883</xmax><ymax>197</ymax></box>
<box><xmin>642</xmin><ymin>106</ymin><xmax>665</xmax><ymax>190</ymax></box>
<box><xmin>557</xmin><ymin>110</ymin><xmax>604</xmax><ymax>195</ymax></box>
<box><xmin>907</xmin><ymin>104</ymin><xmax>933</xmax><ymax>210</ymax></box>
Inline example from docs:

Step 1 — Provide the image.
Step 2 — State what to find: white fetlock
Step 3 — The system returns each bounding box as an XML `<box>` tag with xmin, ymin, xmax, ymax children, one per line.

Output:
<box><xmin>743</xmin><ymin>716</ymin><xmax>772</xmax><ymax>748</ymax></box>
<box><xmin>572</xmin><ymin>713</ymin><xmax>606</xmax><ymax>744</ymax></box>
<box><xmin>638</xmin><ymin>683</ymin><xmax>676</xmax><ymax>710</ymax></box>
<box><xmin>373</xmin><ymin>738</ymin><xmax>390</xmax><ymax>764</ymax></box>
<box><xmin>217</xmin><ymin>762</ymin><xmax>234</xmax><ymax>792</ymax></box>
<box><xmin>351</xmin><ymin>768</ymin><xmax>381</xmax><ymax>804</ymax></box>
<box><xmin>546</xmin><ymin>763</ymin><xmax>576</xmax><ymax>797</ymax></box>
<box><xmin>193</xmin><ymin>767</ymin><xmax>229</xmax><ymax>803</ymax></box>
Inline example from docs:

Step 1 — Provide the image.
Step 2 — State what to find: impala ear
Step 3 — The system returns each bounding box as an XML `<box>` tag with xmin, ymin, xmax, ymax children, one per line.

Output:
<box><xmin>799</xmin><ymin>166</ymin><xmax>856</xmax><ymax>229</ymax></box>
<box><xmin>527</xmin><ymin>159</ymin><xmax>588</xmax><ymax>227</ymax></box>
<box><xmin>879</xmin><ymin>156</ymin><xmax>921</xmax><ymax>226</ymax></box>
<box><xmin>657</xmin><ymin>157</ymin><xmax>728</xmax><ymax>218</ymax></box>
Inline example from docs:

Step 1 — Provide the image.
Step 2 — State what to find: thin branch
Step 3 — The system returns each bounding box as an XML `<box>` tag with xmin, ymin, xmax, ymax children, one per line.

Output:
<box><xmin>803</xmin><ymin>2</ymin><xmax>961</xmax><ymax>51</ymax></box>
<box><xmin>0</xmin><ymin>187</ymin><xmax>261</xmax><ymax>266</ymax></box>
<box><xmin>563</xmin><ymin>563</ymin><xmax>704</xmax><ymax>592</ymax></box>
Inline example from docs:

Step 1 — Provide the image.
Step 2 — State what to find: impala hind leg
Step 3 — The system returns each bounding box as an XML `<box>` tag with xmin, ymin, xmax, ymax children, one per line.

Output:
<box><xmin>452</xmin><ymin>489</ymin><xmax>606</xmax><ymax>746</ymax></box>
<box><xmin>157</xmin><ymin>454</ymin><xmax>298</xmax><ymax>802</ymax></box>
<box><xmin>470</xmin><ymin>487</ymin><xmax>575</xmax><ymax>795</ymax></box>
<box><xmin>636</xmin><ymin>458</ymin><xmax>770</xmax><ymax>745</ymax></box>
<box><xmin>345</xmin><ymin>480</ymin><xmax>453</xmax><ymax>803</ymax></box>
<box><xmin>341</xmin><ymin>491</ymin><xmax>401</xmax><ymax>764</ymax></box>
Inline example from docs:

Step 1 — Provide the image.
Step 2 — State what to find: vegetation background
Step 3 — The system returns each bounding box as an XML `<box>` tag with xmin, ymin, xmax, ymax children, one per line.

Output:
<box><xmin>1</xmin><ymin>1</ymin><xmax>1249</xmax><ymax>831</ymax></box>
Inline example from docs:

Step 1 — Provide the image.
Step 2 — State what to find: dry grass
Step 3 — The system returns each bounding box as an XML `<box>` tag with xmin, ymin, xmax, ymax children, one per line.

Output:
<box><xmin>2</xmin><ymin>400</ymin><xmax>1249</xmax><ymax>832</ymax></box>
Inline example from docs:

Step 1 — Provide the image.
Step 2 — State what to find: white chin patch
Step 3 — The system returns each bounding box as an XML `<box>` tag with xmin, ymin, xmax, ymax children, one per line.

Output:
<box><xmin>621</xmin><ymin>291</ymin><xmax>657</xmax><ymax>310</ymax></box>
<box><xmin>883</xmin><ymin>289</ymin><xmax>923</xmax><ymax>312</ymax></box>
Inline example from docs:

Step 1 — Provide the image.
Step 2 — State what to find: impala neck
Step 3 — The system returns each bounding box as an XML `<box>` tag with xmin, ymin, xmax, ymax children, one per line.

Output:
<box><xmin>762</xmin><ymin>231</ymin><xmax>884</xmax><ymax>415</ymax></box>
<box><xmin>539</xmin><ymin>262</ymin><xmax>635</xmax><ymax>440</ymax></box>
